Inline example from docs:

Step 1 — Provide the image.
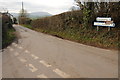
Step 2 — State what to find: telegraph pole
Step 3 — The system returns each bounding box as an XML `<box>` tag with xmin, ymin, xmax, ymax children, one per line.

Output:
<box><xmin>21</xmin><ymin>1</ymin><xmax>24</xmax><ymax>17</ymax></box>
<box><xmin>22</xmin><ymin>1</ymin><xmax>23</xmax><ymax>10</ymax></box>
<box><xmin>18</xmin><ymin>1</ymin><xmax>24</xmax><ymax>24</ymax></box>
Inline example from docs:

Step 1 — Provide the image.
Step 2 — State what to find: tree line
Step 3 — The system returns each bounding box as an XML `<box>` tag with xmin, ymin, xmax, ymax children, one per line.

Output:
<box><xmin>75</xmin><ymin>0</ymin><xmax>120</xmax><ymax>28</ymax></box>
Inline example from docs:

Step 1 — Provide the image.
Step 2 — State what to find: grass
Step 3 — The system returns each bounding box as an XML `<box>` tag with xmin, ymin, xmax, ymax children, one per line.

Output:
<box><xmin>21</xmin><ymin>24</ymin><xmax>33</xmax><ymax>29</ymax></box>
<box><xmin>2</xmin><ymin>28</ymin><xmax>16</xmax><ymax>48</ymax></box>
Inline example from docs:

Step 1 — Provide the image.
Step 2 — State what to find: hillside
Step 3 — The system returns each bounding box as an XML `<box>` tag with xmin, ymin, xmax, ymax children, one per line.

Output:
<box><xmin>29</xmin><ymin>12</ymin><xmax>52</xmax><ymax>18</ymax></box>
<box><xmin>11</xmin><ymin>12</ymin><xmax>52</xmax><ymax>18</ymax></box>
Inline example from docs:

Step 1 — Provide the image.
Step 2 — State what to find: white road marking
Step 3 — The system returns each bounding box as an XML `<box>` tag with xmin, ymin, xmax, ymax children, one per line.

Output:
<box><xmin>37</xmin><ymin>74</ymin><xmax>48</xmax><ymax>78</ymax></box>
<box><xmin>12</xmin><ymin>43</ymin><xmax>18</xmax><ymax>47</ymax></box>
<box><xmin>12</xmin><ymin>43</ymin><xmax>15</xmax><ymax>45</ymax></box>
<box><xmin>53</xmin><ymin>68</ymin><xmax>70</xmax><ymax>78</ymax></box>
<box><xmin>28</xmin><ymin>64</ymin><xmax>38</xmax><ymax>72</ymax></box>
<box><xmin>31</xmin><ymin>54</ymin><xmax>39</xmax><ymax>59</ymax></box>
<box><xmin>14</xmin><ymin>44</ymin><xmax>18</xmax><ymax>47</ymax></box>
<box><xmin>7</xmin><ymin>46</ymin><xmax>10</xmax><ymax>49</ymax></box>
<box><xmin>14</xmin><ymin>52</ymin><xmax>19</xmax><ymax>56</ymax></box>
<box><xmin>9</xmin><ymin>48</ymin><xmax>14</xmax><ymax>51</ymax></box>
<box><xmin>25</xmin><ymin>50</ymin><xmax>30</xmax><ymax>54</ymax></box>
<box><xmin>18</xmin><ymin>57</ymin><xmax>27</xmax><ymax>63</ymax></box>
<box><xmin>39</xmin><ymin>60</ymin><xmax>51</xmax><ymax>68</ymax></box>
<box><xmin>18</xmin><ymin>46</ymin><xmax>23</xmax><ymax>49</ymax></box>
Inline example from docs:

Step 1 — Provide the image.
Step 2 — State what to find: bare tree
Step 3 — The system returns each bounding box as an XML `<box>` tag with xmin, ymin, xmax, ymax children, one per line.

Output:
<box><xmin>18</xmin><ymin>2</ymin><xmax>29</xmax><ymax>24</ymax></box>
<box><xmin>74</xmin><ymin>0</ymin><xmax>84</xmax><ymax>10</ymax></box>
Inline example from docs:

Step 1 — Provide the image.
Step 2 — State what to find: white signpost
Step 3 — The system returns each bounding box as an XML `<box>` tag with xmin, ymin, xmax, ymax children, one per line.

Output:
<box><xmin>94</xmin><ymin>17</ymin><xmax>115</xmax><ymax>31</ymax></box>
<box><xmin>96</xmin><ymin>17</ymin><xmax>111</xmax><ymax>21</ymax></box>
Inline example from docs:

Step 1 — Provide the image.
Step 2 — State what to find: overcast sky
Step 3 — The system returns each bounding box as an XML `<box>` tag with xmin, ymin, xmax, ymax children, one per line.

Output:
<box><xmin>0</xmin><ymin>0</ymin><xmax>76</xmax><ymax>15</ymax></box>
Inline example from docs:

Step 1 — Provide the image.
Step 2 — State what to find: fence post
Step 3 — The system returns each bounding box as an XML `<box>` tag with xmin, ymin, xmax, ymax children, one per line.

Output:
<box><xmin>108</xmin><ymin>27</ymin><xmax>111</xmax><ymax>31</ymax></box>
<box><xmin>97</xmin><ymin>26</ymin><xmax>99</xmax><ymax>31</ymax></box>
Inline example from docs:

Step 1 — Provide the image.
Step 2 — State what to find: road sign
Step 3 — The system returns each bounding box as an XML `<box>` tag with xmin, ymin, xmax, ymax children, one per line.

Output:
<box><xmin>94</xmin><ymin>17</ymin><xmax>115</xmax><ymax>31</ymax></box>
<box><xmin>94</xmin><ymin>22</ymin><xmax>115</xmax><ymax>27</ymax></box>
<box><xmin>96</xmin><ymin>17</ymin><xmax>111</xmax><ymax>21</ymax></box>
<box><xmin>105</xmin><ymin>21</ymin><xmax>113</xmax><ymax>24</ymax></box>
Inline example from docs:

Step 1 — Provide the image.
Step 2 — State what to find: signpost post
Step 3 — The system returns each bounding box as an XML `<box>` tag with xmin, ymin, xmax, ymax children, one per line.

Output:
<box><xmin>94</xmin><ymin>17</ymin><xmax>115</xmax><ymax>31</ymax></box>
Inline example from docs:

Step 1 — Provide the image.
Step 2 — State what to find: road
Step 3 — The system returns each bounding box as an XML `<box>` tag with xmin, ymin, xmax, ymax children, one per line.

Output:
<box><xmin>2</xmin><ymin>25</ymin><xmax>118</xmax><ymax>78</ymax></box>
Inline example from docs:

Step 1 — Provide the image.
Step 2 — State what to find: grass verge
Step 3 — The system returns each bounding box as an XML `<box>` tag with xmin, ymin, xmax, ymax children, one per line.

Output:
<box><xmin>22</xmin><ymin>25</ymin><xmax>118</xmax><ymax>50</ymax></box>
<box><xmin>2</xmin><ymin>28</ymin><xmax>16</xmax><ymax>49</ymax></box>
<box><xmin>21</xmin><ymin>24</ymin><xmax>33</xmax><ymax>29</ymax></box>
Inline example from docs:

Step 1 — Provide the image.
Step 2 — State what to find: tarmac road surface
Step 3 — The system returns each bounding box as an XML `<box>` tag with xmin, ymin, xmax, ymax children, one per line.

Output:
<box><xmin>2</xmin><ymin>25</ymin><xmax>118</xmax><ymax>78</ymax></box>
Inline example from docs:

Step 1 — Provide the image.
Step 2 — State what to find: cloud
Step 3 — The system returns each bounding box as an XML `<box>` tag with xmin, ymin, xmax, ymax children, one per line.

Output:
<box><xmin>0</xmin><ymin>0</ymin><xmax>74</xmax><ymax>15</ymax></box>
